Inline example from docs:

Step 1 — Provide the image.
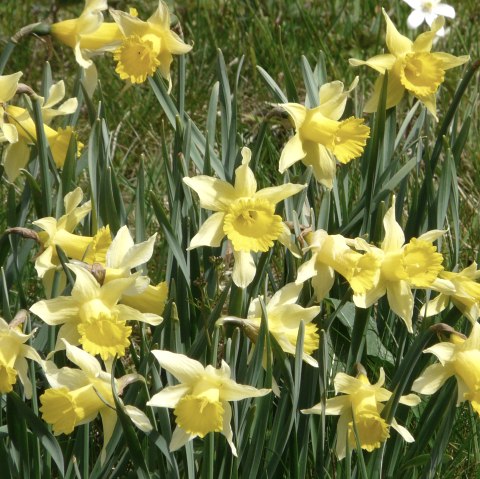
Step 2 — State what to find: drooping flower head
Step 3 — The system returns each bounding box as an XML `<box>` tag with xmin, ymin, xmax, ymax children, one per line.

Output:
<box><xmin>421</xmin><ymin>262</ymin><xmax>480</xmax><ymax>323</ymax></box>
<box><xmin>349</xmin><ymin>9</ymin><xmax>469</xmax><ymax>118</ymax></box>
<box><xmin>40</xmin><ymin>340</ymin><xmax>151</xmax><ymax>461</ymax></box>
<box><xmin>412</xmin><ymin>322</ymin><xmax>480</xmax><ymax>415</ymax></box>
<box><xmin>0</xmin><ymin>72</ymin><xmax>23</xmax><ymax>144</ymax></box>
<box><xmin>147</xmin><ymin>350</ymin><xmax>270</xmax><ymax>455</ymax></box>
<box><xmin>110</xmin><ymin>1</ymin><xmax>192</xmax><ymax>88</ymax></box>
<box><xmin>50</xmin><ymin>1</ymin><xmax>123</xmax><ymax>95</ymax></box>
<box><xmin>32</xmin><ymin>187</ymin><xmax>110</xmax><ymax>282</ymax></box>
<box><xmin>0</xmin><ymin>314</ymin><xmax>41</xmax><ymax>398</ymax></box>
<box><xmin>402</xmin><ymin>0</ymin><xmax>455</xmax><ymax>36</ymax></box>
<box><xmin>351</xmin><ymin>197</ymin><xmax>450</xmax><ymax>332</ymax></box>
<box><xmin>302</xmin><ymin>366</ymin><xmax>419</xmax><ymax>459</ymax></box>
<box><xmin>3</xmin><ymin>104</ymin><xmax>83</xmax><ymax>180</ymax></box>
<box><xmin>295</xmin><ymin>229</ymin><xmax>380</xmax><ymax>302</ymax></box>
<box><xmin>218</xmin><ymin>282</ymin><xmax>320</xmax><ymax>367</ymax></box>
<box><xmin>183</xmin><ymin>147</ymin><xmax>306</xmax><ymax>288</ymax></box>
<box><xmin>30</xmin><ymin>264</ymin><xmax>162</xmax><ymax>360</ymax></box>
<box><xmin>279</xmin><ymin>77</ymin><xmax>370</xmax><ymax>188</ymax></box>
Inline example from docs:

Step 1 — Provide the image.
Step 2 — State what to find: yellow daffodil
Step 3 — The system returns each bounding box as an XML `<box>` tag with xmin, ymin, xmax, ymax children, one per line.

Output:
<box><xmin>295</xmin><ymin>229</ymin><xmax>380</xmax><ymax>301</ymax></box>
<box><xmin>0</xmin><ymin>315</ymin><xmax>42</xmax><ymax>397</ymax></box>
<box><xmin>0</xmin><ymin>71</ymin><xmax>22</xmax><ymax>144</ymax></box>
<box><xmin>32</xmin><ymin>188</ymin><xmax>109</xmax><ymax>281</ymax></box>
<box><xmin>421</xmin><ymin>262</ymin><xmax>480</xmax><ymax>323</ymax></box>
<box><xmin>412</xmin><ymin>323</ymin><xmax>480</xmax><ymax>414</ymax></box>
<box><xmin>183</xmin><ymin>147</ymin><xmax>306</xmax><ymax>288</ymax></box>
<box><xmin>279</xmin><ymin>78</ymin><xmax>370</xmax><ymax>188</ymax></box>
<box><xmin>77</xmin><ymin>225</ymin><xmax>169</xmax><ymax>315</ymax></box>
<box><xmin>147</xmin><ymin>350</ymin><xmax>270</xmax><ymax>455</ymax></box>
<box><xmin>351</xmin><ymin>198</ymin><xmax>449</xmax><ymax>332</ymax></box>
<box><xmin>30</xmin><ymin>263</ymin><xmax>162</xmax><ymax>360</ymax></box>
<box><xmin>218</xmin><ymin>282</ymin><xmax>320</xmax><ymax>367</ymax></box>
<box><xmin>349</xmin><ymin>9</ymin><xmax>469</xmax><ymax>118</ymax></box>
<box><xmin>110</xmin><ymin>0</ymin><xmax>192</xmax><ymax>88</ymax></box>
<box><xmin>50</xmin><ymin>1</ymin><xmax>123</xmax><ymax>96</ymax></box>
<box><xmin>40</xmin><ymin>340</ymin><xmax>151</xmax><ymax>461</ymax></box>
<box><xmin>3</xmin><ymin>104</ymin><xmax>83</xmax><ymax>180</ymax></box>
<box><xmin>302</xmin><ymin>367</ymin><xmax>419</xmax><ymax>459</ymax></box>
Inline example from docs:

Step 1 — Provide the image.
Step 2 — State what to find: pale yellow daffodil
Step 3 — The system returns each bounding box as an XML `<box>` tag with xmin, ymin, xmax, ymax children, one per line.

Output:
<box><xmin>302</xmin><ymin>367</ymin><xmax>419</xmax><ymax>459</ymax></box>
<box><xmin>40</xmin><ymin>340</ymin><xmax>151</xmax><ymax>462</ymax></box>
<box><xmin>279</xmin><ymin>78</ymin><xmax>370</xmax><ymax>188</ymax></box>
<box><xmin>32</xmin><ymin>187</ymin><xmax>109</xmax><ymax>282</ymax></box>
<box><xmin>183</xmin><ymin>147</ymin><xmax>306</xmax><ymax>288</ymax></box>
<box><xmin>412</xmin><ymin>323</ymin><xmax>480</xmax><ymax>415</ymax></box>
<box><xmin>77</xmin><ymin>225</ymin><xmax>168</xmax><ymax>316</ymax></box>
<box><xmin>421</xmin><ymin>262</ymin><xmax>480</xmax><ymax>323</ymax></box>
<box><xmin>110</xmin><ymin>0</ymin><xmax>192</xmax><ymax>88</ymax></box>
<box><xmin>295</xmin><ymin>229</ymin><xmax>380</xmax><ymax>301</ymax></box>
<box><xmin>0</xmin><ymin>71</ymin><xmax>22</xmax><ymax>144</ymax></box>
<box><xmin>349</xmin><ymin>9</ymin><xmax>469</xmax><ymax>118</ymax></box>
<box><xmin>147</xmin><ymin>350</ymin><xmax>270</xmax><ymax>455</ymax></box>
<box><xmin>0</xmin><ymin>315</ymin><xmax>42</xmax><ymax>398</ymax></box>
<box><xmin>3</xmin><ymin>104</ymin><xmax>83</xmax><ymax>180</ymax></box>
<box><xmin>50</xmin><ymin>1</ymin><xmax>123</xmax><ymax>96</ymax></box>
<box><xmin>351</xmin><ymin>198</ymin><xmax>449</xmax><ymax>332</ymax></box>
<box><xmin>218</xmin><ymin>282</ymin><xmax>320</xmax><ymax>367</ymax></box>
<box><xmin>30</xmin><ymin>263</ymin><xmax>162</xmax><ymax>360</ymax></box>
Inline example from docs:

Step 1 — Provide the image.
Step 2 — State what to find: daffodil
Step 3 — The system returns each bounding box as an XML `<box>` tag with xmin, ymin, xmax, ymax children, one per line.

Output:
<box><xmin>147</xmin><ymin>350</ymin><xmax>270</xmax><ymax>455</ymax></box>
<box><xmin>349</xmin><ymin>9</ymin><xmax>469</xmax><ymax>118</ymax></box>
<box><xmin>110</xmin><ymin>1</ymin><xmax>192</xmax><ymax>88</ymax></box>
<box><xmin>0</xmin><ymin>315</ymin><xmax>42</xmax><ymax>397</ymax></box>
<box><xmin>76</xmin><ymin>225</ymin><xmax>168</xmax><ymax>315</ymax></box>
<box><xmin>3</xmin><ymin>104</ymin><xmax>83</xmax><ymax>180</ymax></box>
<box><xmin>183</xmin><ymin>147</ymin><xmax>306</xmax><ymax>288</ymax></box>
<box><xmin>412</xmin><ymin>323</ymin><xmax>480</xmax><ymax>414</ymax></box>
<box><xmin>218</xmin><ymin>282</ymin><xmax>320</xmax><ymax>367</ymax></box>
<box><xmin>0</xmin><ymin>71</ymin><xmax>22</xmax><ymax>144</ymax></box>
<box><xmin>295</xmin><ymin>229</ymin><xmax>380</xmax><ymax>301</ymax></box>
<box><xmin>30</xmin><ymin>263</ymin><xmax>162</xmax><ymax>360</ymax></box>
<box><xmin>302</xmin><ymin>367</ymin><xmax>419</xmax><ymax>459</ymax></box>
<box><xmin>403</xmin><ymin>0</ymin><xmax>455</xmax><ymax>36</ymax></box>
<box><xmin>279</xmin><ymin>78</ymin><xmax>370</xmax><ymax>188</ymax></box>
<box><xmin>50</xmin><ymin>1</ymin><xmax>122</xmax><ymax>96</ymax></box>
<box><xmin>351</xmin><ymin>198</ymin><xmax>449</xmax><ymax>332</ymax></box>
<box><xmin>40</xmin><ymin>340</ymin><xmax>151</xmax><ymax>461</ymax></box>
<box><xmin>421</xmin><ymin>262</ymin><xmax>480</xmax><ymax>322</ymax></box>
<box><xmin>32</xmin><ymin>187</ymin><xmax>109</xmax><ymax>283</ymax></box>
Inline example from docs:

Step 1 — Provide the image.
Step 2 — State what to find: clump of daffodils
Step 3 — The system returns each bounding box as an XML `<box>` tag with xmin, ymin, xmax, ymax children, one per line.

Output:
<box><xmin>279</xmin><ymin>77</ymin><xmax>370</xmax><ymax>188</ymax></box>
<box><xmin>183</xmin><ymin>147</ymin><xmax>306</xmax><ymax>288</ymax></box>
<box><xmin>302</xmin><ymin>365</ymin><xmax>420</xmax><ymax>459</ymax></box>
<box><xmin>147</xmin><ymin>350</ymin><xmax>270</xmax><ymax>455</ymax></box>
<box><xmin>110</xmin><ymin>0</ymin><xmax>192</xmax><ymax>88</ymax></box>
<box><xmin>350</xmin><ymin>9</ymin><xmax>469</xmax><ymax>118</ymax></box>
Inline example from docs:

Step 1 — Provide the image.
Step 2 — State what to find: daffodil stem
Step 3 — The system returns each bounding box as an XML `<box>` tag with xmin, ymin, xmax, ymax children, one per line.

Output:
<box><xmin>346</xmin><ymin>307</ymin><xmax>370</xmax><ymax>373</ymax></box>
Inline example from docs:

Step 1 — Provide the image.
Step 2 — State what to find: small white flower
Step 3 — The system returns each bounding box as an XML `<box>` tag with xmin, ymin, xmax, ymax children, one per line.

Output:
<box><xmin>402</xmin><ymin>0</ymin><xmax>456</xmax><ymax>36</ymax></box>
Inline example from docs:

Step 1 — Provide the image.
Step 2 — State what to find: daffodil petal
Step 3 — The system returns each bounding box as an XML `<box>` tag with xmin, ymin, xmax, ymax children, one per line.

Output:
<box><xmin>386</xmin><ymin>281</ymin><xmax>413</xmax><ymax>332</ymax></box>
<box><xmin>30</xmin><ymin>297</ymin><xmax>78</xmax><ymax>325</ymax></box>
<box><xmin>232</xmin><ymin>250</ymin><xmax>256</xmax><ymax>288</ymax></box>
<box><xmin>147</xmin><ymin>383</ymin><xmax>192</xmax><ymax>408</ymax></box>
<box><xmin>151</xmin><ymin>350</ymin><xmax>205</xmax><ymax>383</ymax></box>
<box><xmin>188</xmin><ymin>212</ymin><xmax>226</xmax><ymax>249</ymax></box>
<box><xmin>254</xmin><ymin>183</ymin><xmax>306</xmax><ymax>205</ymax></box>
<box><xmin>412</xmin><ymin>362</ymin><xmax>451</xmax><ymax>395</ymax></box>
<box><xmin>349</xmin><ymin>54</ymin><xmax>396</xmax><ymax>74</ymax></box>
<box><xmin>183</xmin><ymin>176</ymin><xmax>236</xmax><ymax>211</ymax></box>
<box><xmin>279</xmin><ymin>134</ymin><xmax>305</xmax><ymax>172</ymax></box>
<box><xmin>221</xmin><ymin>402</ymin><xmax>237</xmax><ymax>456</ymax></box>
<box><xmin>63</xmin><ymin>340</ymin><xmax>101</xmax><ymax>376</ymax></box>
<box><xmin>383</xmin><ymin>8</ymin><xmax>413</xmax><ymax>57</ymax></box>
<box><xmin>391</xmin><ymin>418</ymin><xmax>415</xmax><ymax>442</ymax></box>
<box><xmin>280</xmin><ymin>103</ymin><xmax>307</xmax><ymax>129</ymax></box>
<box><xmin>170</xmin><ymin>426</ymin><xmax>195</xmax><ymax>452</ymax></box>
